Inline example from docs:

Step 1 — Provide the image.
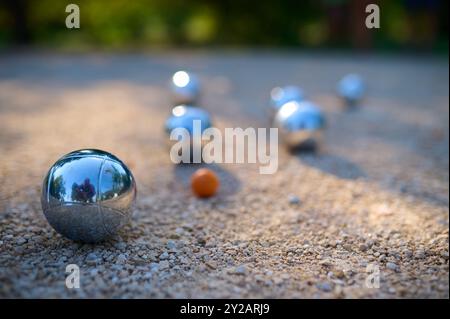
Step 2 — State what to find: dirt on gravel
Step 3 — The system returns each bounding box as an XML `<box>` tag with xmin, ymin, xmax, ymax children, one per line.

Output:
<box><xmin>0</xmin><ymin>52</ymin><xmax>448</xmax><ymax>298</ymax></box>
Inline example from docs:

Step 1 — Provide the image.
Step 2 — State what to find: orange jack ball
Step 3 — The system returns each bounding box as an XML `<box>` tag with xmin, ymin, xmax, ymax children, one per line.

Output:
<box><xmin>191</xmin><ymin>168</ymin><xmax>219</xmax><ymax>198</ymax></box>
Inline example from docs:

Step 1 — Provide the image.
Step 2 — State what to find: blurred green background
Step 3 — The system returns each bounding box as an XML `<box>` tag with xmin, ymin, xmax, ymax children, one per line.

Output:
<box><xmin>0</xmin><ymin>0</ymin><xmax>448</xmax><ymax>52</ymax></box>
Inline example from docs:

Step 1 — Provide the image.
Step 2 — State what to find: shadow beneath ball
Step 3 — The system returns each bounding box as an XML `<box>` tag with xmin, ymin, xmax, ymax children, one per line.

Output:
<box><xmin>295</xmin><ymin>152</ymin><xmax>366</xmax><ymax>180</ymax></box>
<box><xmin>342</xmin><ymin>103</ymin><xmax>360</xmax><ymax>112</ymax></box>
<box><xmin>173</xmin><ymin>162</ymin><xmax>241</xmax><ymax>199</ymax></box>
<box><xmin>287</xmin><ymin>139</ymin><xmax>319</xmax><ymax>154</ymax></box>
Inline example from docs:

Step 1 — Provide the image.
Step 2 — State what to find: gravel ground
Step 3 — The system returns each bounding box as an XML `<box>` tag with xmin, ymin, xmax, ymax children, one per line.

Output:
<box><xmin>0</xmin><ymin>52</ymin><xmax>448</xmax><ymax>298</ymax></box>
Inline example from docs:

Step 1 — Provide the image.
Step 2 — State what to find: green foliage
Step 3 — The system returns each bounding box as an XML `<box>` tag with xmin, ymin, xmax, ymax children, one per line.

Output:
<box><xmin>0</xmin><ymin>0</ymin><xmax>447</xmax><ymax>51</ymax></box>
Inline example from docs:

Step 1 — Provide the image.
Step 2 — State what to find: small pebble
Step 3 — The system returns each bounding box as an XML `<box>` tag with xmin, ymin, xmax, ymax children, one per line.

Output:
<box><xmin>158</xmin><ymin>260</ymin><xmax>169</xmax><ymax>270</ymax></box>
<box><xmin>159</xmin><ymin>252</ymin><xmax>169</xmax><ymax>260</ymax></box>
<box><xmin>317</xmin><ymin>282</ymin><xmax>332</xmax><ymax>292</ymax></box>
<box><xmin>359</xmin><ymin>244</ymin><xmax>368</xmax><ymax>252</ymax></box>
<box><xmin>16</xmin><ymin>238</ymin><xmax>27</xmax><ymax>245</ymax></box>
<box><xmin>386</xmin><ymin>262</ymin><xmax>398</xmax><ymax>271</ymax></box>
<box><xmin>86</xmin><ymin>253</ymin><xmax>100</xmax><ymax>265</ymax></box>
<box><xmin>343</xmin><ymin>244</ymin><xmax>353</xmax><ymax>252</ymax></box>
<box><xmin>388</xmin><ymin>287</ymin><xmax>397</xmax><ymax>294</ymax></box>
<box><xmin>234</xmin><ymin>265</ymin><xmax>247</xmax><ymax>275</ymax></box>
<box><xmin>415</xmin><ymin>250</ymin><xmax>426</xmax><ymax>259</ymax></box>
<box><xmin>288</xmin><ymin>194</ymin><xmax>301</xmax><ymax>205</ymax></box>
<box><xmin>114</xmin><ymin>242</ymin><xmax>127</xmax><ymax>250</ymax></box>
<box><xmin>166</xmin><ymin>240</ymin><xmax>176</xmax><ymax>250</ymax></box>
<box><xmin>205</xmin><ymin>261</ymin><xmax>217</xmax><ymax>270</ymax></box>
<box><xmin>116</xmin><ymin>254</ymin><xmax>127</xmax><ymax>264</ymax></box>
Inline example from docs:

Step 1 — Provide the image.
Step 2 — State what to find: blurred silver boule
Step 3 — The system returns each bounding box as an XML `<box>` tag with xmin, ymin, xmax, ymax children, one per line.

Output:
<box><xmin>337</xmin><ymin>74</ymin><xmax>365</xmax><ymax>106</ymax></box>
<box><xmin>165</xmin><ymin>105</ymin><xmax>212</xmax><ymax>162</ymax></box>
<box><xmin>273</xmin><ymin>100</ymin><xmax>325</xmax><ymax>149</ymax></box>
<box><xmin>41</xmin><ymin>149</ymin><xmax>136</xmax><ymax>243</ymax></box>
<box><xmin>171</xmin><ymin>71</ymin><xmax>200</xmax><ymax>105</ymax></box>
<box><xmin>270</xmin><ymin>85</ymin><xmax>304</xmax><ymax>118</ymax></box>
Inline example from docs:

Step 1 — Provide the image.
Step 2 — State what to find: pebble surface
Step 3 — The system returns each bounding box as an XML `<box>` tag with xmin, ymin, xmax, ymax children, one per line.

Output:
<box><xmin>0</xmin><ymin>53</ymin><xmax>448</xmax><ymax>298</ymax></box>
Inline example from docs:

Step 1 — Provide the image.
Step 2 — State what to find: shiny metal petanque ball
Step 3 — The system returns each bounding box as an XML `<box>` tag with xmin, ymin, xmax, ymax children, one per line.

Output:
<box><xmin>41</xmin><ymin>149</ymin><xmax>136</xmax><ymax>243</ymax></box>
<box><xmin>165</xmin><ymin>105</ymin><xmax>212</xmax><ymax>162</ymax></box>
<box><xmin>273</xmin><ymin>100</ymin><xmax>325</xmax><ymax>149</ymax></box>
<box><xmin>270</xmin><ymin>85</ymin><xmax>304</xmax><ymax>113</ymax></box>
<box><xmin>165</xmin><ymin>105</ymin><xmax>212</xmax><ymax>138</ymax></box>
<box><xmin>337</xmin><ymin>74</ymin><xmax>365</xmax><ymax>105</ymax></box>
<box><xmin>171</xmin><ymin>71</ymin><xmax>200</xmax><ymax>105</ymax></box>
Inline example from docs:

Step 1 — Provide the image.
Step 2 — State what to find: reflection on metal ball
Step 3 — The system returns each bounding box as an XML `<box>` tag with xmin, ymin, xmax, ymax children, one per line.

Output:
<box><xmin>165</xmin><ymin>105</ymin><xmax>212</xmax><ymax>162</ymax></box>
<box><xmin>41</xmin><ymin>149</ymin><xmax>136</xmax><ymax>243</ymax></box>
<box><xmin>270</xmin><ymin>85</ymin><xmax>304</xmax><ymax>115</ymax></box>
<box><xmin>165</xmin><ymin>105</ymin><xmax>212</xmax><ymax>136</ymax></box>
<box><xmin>171</xmin><ymin>71</ymin><xmax>200</xmax><ymax>105</ymax></box>
<box><xmin>273</xmin><ymin>100</ymin><xmax>325</xmax><ymax>149</ymax></box>
<box><xmin>337</xmin><ymin>74</ymin><xmax>365</xmax><ymax>105</ymax></box>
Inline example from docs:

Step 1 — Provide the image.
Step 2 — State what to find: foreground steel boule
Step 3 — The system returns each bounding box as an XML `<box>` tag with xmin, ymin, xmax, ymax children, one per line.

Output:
<box><xmin>41</xmin><ymin>149</ymin><xmax>136</xmax><ymax>243</ymax></box>
<box><xmin>273</xmin><ymin>100</ymin><xmax>325</xmax><ymax>149</ymax></box>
